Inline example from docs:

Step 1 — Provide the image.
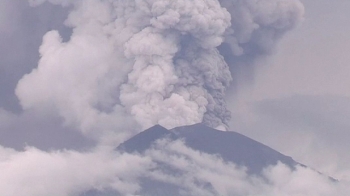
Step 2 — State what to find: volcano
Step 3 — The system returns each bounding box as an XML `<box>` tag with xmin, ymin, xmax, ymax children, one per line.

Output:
<box><xmin>117</xmin><ymin>123</ymin><xmax>301</xmax><ymax>175</ymax></box>
<box><xmin>80</xmin><ymin>123</ymin><xmax>331</xmax><ymax>196</ymax></box>
<box><xmin>100</xmin><ymin>123</ymin><xmax>306</xmax><ymax>196</ymax></box>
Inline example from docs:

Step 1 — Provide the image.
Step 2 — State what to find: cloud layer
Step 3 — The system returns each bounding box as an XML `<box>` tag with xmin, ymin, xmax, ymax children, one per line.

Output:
<box><xmin>0</xmin><ymin>139</ymin><xmax>346</xmax><ymax>196</ymax></box>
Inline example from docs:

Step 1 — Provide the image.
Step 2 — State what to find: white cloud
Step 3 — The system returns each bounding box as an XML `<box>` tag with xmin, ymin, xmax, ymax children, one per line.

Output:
<box><xmin>0</xmin><ymin>145</ymin><xmax>153</xmax><ymax>196</ymax></box>
<box><xmin>0</xmin><ymin>135</ymin><xmax>347</xmax><ymax>196</ymax></box>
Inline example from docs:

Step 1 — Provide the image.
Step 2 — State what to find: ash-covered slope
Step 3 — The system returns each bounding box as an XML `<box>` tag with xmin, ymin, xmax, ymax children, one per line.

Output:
<box><xmin>117</xmin><ymin>123</ymin><xmax>301</xmax><ymax>175</ymax></box>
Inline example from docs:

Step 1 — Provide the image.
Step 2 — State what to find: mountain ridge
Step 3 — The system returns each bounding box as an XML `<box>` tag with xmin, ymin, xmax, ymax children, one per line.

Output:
<box><xmin>117</xmin><ymin>123</ymin><xmax>301</xmax><ymax>174</ymax></box>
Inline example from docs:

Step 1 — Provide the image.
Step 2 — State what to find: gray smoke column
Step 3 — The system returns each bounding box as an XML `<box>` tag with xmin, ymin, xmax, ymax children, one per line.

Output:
<box><xmin>118</xmin><ymin>0</ymin><xmax>232</xmax><ymax>129</ymax></box>
<box><xmin>17</xmin><ymin>0</ymin><xmax>304</xmax><ymax>137</ymax></box>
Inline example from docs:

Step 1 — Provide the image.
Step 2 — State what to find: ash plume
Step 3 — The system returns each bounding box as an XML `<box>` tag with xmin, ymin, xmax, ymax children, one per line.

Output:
<box><xmin>17</xmin><ymin>0</ymin><xmax>304</xmax><ymax>138</ymax></box>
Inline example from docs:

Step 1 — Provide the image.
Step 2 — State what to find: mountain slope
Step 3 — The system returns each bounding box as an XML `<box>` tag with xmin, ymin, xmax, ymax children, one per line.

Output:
<box><xmin>79</xmin><ymin>123</ymin><xmax>329</xmax><ymax>196</ymax></box>
<box><xmin>117</xmin><ymin>123</ymin><xmax>301</xmax><ymax>174</ymax></box>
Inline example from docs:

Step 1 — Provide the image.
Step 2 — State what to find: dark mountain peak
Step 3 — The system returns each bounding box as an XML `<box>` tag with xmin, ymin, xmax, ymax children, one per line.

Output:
<box><xmin>112</xmin><ymin>125</ymin><xmax>334</xmax><ymax>196</ymax></box>
<box><xmin>117</xmin><ymin>123</ymin><xmax>300</xmax><ymax>174</ymax></box>
<box><xmin>171</xmin><ymin>123</ymin><xmax>298</xmax><ymax>174</ymax></box>
<box><xmin>149</xmin><ymin>124</ymin><xmax>167</xmax><ymax>130</ymax></box>
<box><xmin>117</xmin><ymin>124</ymin><xmax>174</xmax><ymax>153</ymax></box>
<box><xmin>172</xmin><ymin>123</ymin><xmax>210</xmax><ymax>131</ymax></box>
<box><xmin>170</xmin><ymin>123</ymin><xmax>228</xmax><ymax>138</ymax></box>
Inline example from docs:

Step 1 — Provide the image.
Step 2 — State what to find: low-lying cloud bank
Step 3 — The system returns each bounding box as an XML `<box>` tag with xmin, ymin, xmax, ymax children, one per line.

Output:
<box><xmin>0</xmin><ymin>139</ymin><xmax>346</xmax><ymax>196</ymax></box>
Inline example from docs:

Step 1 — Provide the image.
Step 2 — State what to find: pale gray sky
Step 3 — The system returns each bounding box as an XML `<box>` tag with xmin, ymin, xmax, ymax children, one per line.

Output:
<box><xmin>229</xmin><ymin>0</ymin><xmax>350</xmax><ymax>178</ymax></box>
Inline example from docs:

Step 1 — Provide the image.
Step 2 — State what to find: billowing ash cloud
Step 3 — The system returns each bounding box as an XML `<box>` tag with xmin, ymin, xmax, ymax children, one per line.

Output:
<box><xmin>221</xmin><ymin>0</ymin><xmax>305</xmax><ymax>56</ymax></box>
<box><xmin>16</xmin><ymin>0</ymin><xmax>304</xmax><ymax>138</ymax></box>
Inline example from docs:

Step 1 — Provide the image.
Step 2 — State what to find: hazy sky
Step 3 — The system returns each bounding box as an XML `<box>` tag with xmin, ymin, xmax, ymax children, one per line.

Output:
<box><xmin>1</xmin><ymin>0</ymin><xmax>350</xmax><ymax>195</ymax></box>
<box><xmin>229</xmin><ymin>0</ymin><xmax>350</xmax><ymax>178</ymax></box>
